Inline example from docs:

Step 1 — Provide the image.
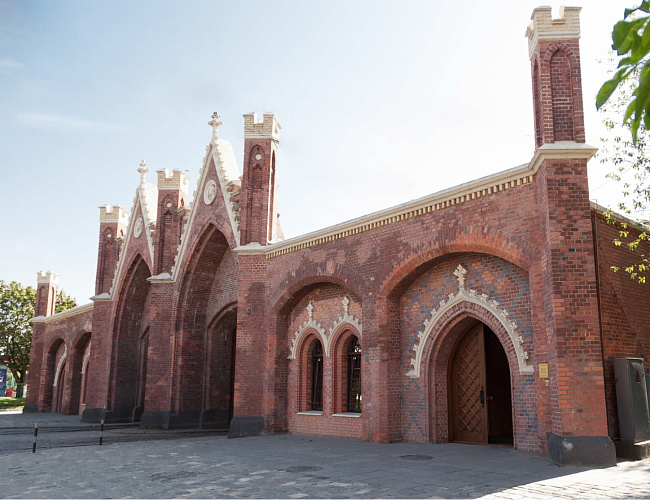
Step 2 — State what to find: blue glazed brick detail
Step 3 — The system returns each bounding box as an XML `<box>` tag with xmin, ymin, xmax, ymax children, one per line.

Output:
<box><xmin>400</xmin><ymin>254</ymin><xmax>534</xmax><ymax>440</ymax></box>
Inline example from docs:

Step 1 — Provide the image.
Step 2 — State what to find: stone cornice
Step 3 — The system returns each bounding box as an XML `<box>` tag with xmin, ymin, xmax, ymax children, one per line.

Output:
<box><xmin>238</xmin><ymin>145</ymin><xmax>597</xmax><ymax>259</ymax></box>
<box><xmin>147</xmin><ymin>272</ymin><xmax>174</xmax><ymax>284</ymax></box>
<box><xmin>90</xmin><ymin>292</ymin><xmax>112</xmax><ymax>301</ymax></box>
<box><xmin>236</xmin><ymin>164</ymin><xmax>536</xmax><ymax>257</ymax></box>
<box><xmin>30</xmin><ymin>302</ymin><xmax>94</xmax><ymax>324</ymax></box>
<box><xmin>527</xmin><ymin>141</ymin><xmax>597</xmax><ymax>174</ymax></box>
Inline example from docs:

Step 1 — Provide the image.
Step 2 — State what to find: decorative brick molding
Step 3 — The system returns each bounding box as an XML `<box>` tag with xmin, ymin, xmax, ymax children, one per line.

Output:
<box><xmin>262</xmin><ymin>172</ymin><xmax>536</xmax><ymax>259</ymax></box>
<box><xmin>407</xmin><ymin>265</ymin><xmax>532</xmax><ymax>378</ymax></box>
<box><xmin>31</xmin><ymin>302</ymin><xmax>94</xmax><ymax>324</ymax></box>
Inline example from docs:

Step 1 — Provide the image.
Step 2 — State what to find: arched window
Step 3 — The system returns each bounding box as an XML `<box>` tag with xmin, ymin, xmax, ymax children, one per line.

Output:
<box><xmin>311</xmin><ymin>340</ymin><xmax>323</xmax><ymax>411</ymax></box>
<box><xmin>346</xmin><ymin>336</ymin><xmax>362</xmax><ymax>412</ymax></box>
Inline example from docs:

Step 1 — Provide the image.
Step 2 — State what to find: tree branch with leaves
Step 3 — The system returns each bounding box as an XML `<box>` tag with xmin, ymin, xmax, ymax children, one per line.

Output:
<box><xmin>598</xmin><ymin>3</ymin><xmax>650</xmax><ymax>283</ymax></box>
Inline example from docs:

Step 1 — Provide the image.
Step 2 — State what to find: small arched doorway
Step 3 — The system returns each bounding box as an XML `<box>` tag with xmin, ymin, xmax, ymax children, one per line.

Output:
<box><xmin>448</xmin><ymin>321</ymin><xmax>513</xmax><ymax>445</ymax></box>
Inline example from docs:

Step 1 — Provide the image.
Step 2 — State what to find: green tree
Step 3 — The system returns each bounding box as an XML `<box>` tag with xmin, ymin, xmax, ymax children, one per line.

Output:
<box><xmin>0</xmin><ymin>281</ymin><xmax>77</xmax><ymax>397</ymax></box>
<box><xmin>597</xmin><ymin>4</ymin><xmax>650</xmax><ymax>283</ymax></box>
<box><xmin>55</xmin><ymin>289</ymin><xmax>77</xmax><ymax>313</ymax></box>
<box><xmin>597</xmin><ymin>2</ymin><xmax>650</xmax><ymax>144</ymax></box>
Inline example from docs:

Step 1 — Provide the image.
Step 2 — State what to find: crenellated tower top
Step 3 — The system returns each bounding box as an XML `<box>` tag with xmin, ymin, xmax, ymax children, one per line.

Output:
<box><xmin>526</xmin><ymin>6</ymin><xmax>581</xmax><ymax>59</ymax></box>
<box><xmin>243</xmin><ymin>113</ymin><xmax>281</xmax><ymax>141</ymax></box>
<box><xmin>99</xmin><ymin>204</ymin><xmax>129</xmax><ymax>225</ymax></box>
<box><xmin>156</xmin><ymin>169</ymin><xmax>189</xmax><ymax>194</ymax></box>
<box><xmin>36</xmin><ymin>270</ymin><xmax>59</xmax><ymax>287</ymax></box>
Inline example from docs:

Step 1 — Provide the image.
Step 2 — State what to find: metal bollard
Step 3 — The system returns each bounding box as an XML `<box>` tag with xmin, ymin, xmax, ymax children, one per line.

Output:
<box><xmin>32</xmin><ymin>423</ymin><xmax>38</xmax><ymax>453</ymax></box>
<box><xmin>99</xmin><ymin>407</ymin><xmax>105</xmax><ymax>446</ymax></box>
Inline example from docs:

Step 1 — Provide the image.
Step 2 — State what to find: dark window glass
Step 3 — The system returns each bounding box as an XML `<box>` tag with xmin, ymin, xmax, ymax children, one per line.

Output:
<box><xmin>311</xmin><ymin>341</ymin><xmax>323</xmax><ymax>411</ymax></box>
<box><xmin>347</xmin><ymin>337</ymin><xmax>362</xmax><ymax>412</ymax></box>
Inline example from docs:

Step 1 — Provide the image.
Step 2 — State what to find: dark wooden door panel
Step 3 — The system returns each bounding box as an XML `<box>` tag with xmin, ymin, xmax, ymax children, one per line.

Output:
<box><xmin>451</xmin><ymin>324</ymin><xmax>488</xmax><ymax>444</ymax></box>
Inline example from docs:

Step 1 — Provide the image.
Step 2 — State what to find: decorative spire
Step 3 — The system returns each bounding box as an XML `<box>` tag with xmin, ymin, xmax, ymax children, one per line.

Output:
<box><xmin>306</xmin><ymin>302</ymin><xmax>314</xmax><ymax>321</ymax></box>
<box><xmin>137</xmin><ymin>159</ymin><xmax>148</xmax><ymax>186</ymax></box>
<box><xmin>453</xmin><ymin>264</ymin><xmax>467</xmax><ymax>290</ymax></box>
<box><xmin>208</xmin><ymin>112</ymin><xmax>222</xmax><ymax>142</ymax></box>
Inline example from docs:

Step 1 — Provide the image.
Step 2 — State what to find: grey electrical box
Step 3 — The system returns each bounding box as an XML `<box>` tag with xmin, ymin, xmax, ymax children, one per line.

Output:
<box><xmin>647</xmin><ymin>373</ymin><xmax>650</xmax><ymax>414</ymax></box>
<box><xmin>614</xmin><ymin>358</ymin><xmax>650</xmax><ymax>444</ymax></box>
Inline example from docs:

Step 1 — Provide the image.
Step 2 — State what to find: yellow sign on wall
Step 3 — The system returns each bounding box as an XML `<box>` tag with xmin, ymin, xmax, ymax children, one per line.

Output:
<box><xmin>538</xmin><ymin>363</ymin><xmax>549</xmax><ymax>379</ymax></box>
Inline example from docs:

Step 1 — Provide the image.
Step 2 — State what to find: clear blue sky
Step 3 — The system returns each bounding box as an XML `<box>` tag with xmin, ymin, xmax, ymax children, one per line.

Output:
<box><xmin>0</xmin><ymin>1</ymin><xmax>628</xmax><ymax>302</ymax></box>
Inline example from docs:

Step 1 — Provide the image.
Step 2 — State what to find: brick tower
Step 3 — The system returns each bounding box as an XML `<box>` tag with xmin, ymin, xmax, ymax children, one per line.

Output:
<box><xmin>94</xmin><ymin>205</ymin><xmax>129</xmax><ymax>295</ymax></box>
<box><xmin>154</xmin><ymin>168</ymin><xmax>189</xmax><ymax>275</ymax></box>
<box><xmin>23</xmin><ymin>271</ymin><xmax>60</xmax><ymax>412</ymax></box>
<box><xmin>239</xmin><ymin>113</ymin><xmax>281</xmax><ymax>246</ymax></box>
<box><xmin>526</xmin><ymin>7</ymin><xmax>615</xmax><ymax>466</ymax></box>
<box><xmin>229</xmin><ymin>113</ymin><xmax>280</xmax><ymax>438</ymax></box>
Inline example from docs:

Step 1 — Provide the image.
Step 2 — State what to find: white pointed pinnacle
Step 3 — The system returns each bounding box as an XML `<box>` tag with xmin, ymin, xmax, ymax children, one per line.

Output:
<box><xmin>137</xmin><ymin>159</ymin><xmax>148</xmax><ymax>185</ymax></box>
<box><xmin>208</xmin><ymin>111</ymin><xmax>222</xmax><ymax>141</ymax></box>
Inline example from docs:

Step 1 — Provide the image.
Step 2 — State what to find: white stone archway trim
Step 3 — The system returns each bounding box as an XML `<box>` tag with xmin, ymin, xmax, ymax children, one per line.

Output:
<box><xmin>326</xmin><ymin>297</ymin><xmax>362</xmax><ymax>357</ymax></box>
<box><xmin>288</xmin><ymin>303</ymin><xmax>326</xmax><ymax>360</ymax></box>
<box><xmin>53</xmin><ymin>345</ymin><xmax>68</xmax><ymax>387</ymax></box>
<box><xmin>288</xmin><ymin>297</ymin><xmax>363</xmax><ymax>360</ymax></box>
<box><xmin>81</xmin><ymin>341</ymin><xmax>92</xmax><ymax>374</ymax></box>
<box><xmin>406</xmin><ymin>265</ymin><xmax>533</xmax><ymax>378</ymax></box>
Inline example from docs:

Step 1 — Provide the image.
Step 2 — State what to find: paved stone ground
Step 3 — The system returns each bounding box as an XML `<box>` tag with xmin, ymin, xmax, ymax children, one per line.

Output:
<box><xmin>1</xmin><ymin>411</ymin><xmax>649</xmax><ymax>498</ymax></box>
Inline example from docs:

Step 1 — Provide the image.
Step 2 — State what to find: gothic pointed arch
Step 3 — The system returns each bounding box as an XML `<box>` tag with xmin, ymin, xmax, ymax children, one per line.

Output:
<box><xmin>108</xmin><ymin>253</ymin><xmax>151</xmax><ymax>422</ymax></box>
<box><xmin>172</xmin><ymin>222</ymin><xmax>238</xmax><ymax>428</ymax></box>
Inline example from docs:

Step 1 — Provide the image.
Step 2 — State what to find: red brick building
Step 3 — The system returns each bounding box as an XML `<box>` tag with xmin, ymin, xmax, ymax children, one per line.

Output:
<box><xmin>24</xmin><ymin>7</ymin><xmax>650</xmax><ymax>466</ymax></box>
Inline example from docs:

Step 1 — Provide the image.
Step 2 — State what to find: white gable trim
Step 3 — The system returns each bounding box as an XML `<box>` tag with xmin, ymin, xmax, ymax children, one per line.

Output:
<box><xmin>170</xmin><ymin>140</ymin><xmax>241</xmax><ymax>282</ymax></box>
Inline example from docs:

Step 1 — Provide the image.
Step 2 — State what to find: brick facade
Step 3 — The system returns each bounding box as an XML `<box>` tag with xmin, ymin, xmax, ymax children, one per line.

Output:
<box><xmin>24</xmin><ymin>7</ymin><xmax>649</xmax><ymax>465</ymax></box>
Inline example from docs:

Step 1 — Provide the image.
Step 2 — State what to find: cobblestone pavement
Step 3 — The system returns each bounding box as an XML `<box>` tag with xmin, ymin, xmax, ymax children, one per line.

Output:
<box><xmin>1</xmin><ymin>412</ymin><xmax>649</xmax><ymax>498</ymax></box>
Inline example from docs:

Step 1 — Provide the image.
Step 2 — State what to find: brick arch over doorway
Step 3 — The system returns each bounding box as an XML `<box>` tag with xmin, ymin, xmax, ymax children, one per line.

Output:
<box><xmin>378</xmin><ymin>227</ymin><xmax>541</xmax><ymax>299</ymax></box>
<box><xmin>397</xmin><ymin>252</ymin><xmax>538</xmax><ymax>452</ymax></box>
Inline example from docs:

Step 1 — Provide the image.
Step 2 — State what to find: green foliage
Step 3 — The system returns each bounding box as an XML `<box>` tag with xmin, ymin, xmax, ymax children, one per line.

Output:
<box><xmin>598</xmin><ymin>3</ymin><xmax>650</xmax><ymax>283</ymax></box>
<box><xmin>0</xmin><ymin>281</ymin><xmax>36</xmax><ymax>394</ymax></box>
<box><xmin>599</xmin><ymin>76</ymin><xmax>650</xmax><ymax>283</ymax></box>
<box><xmin>55</xmin><ymin>289</ymin><xmax>77</xmax><ymax>313</ymax></box>
<box><xmin>597</xmin><ymin>1</ymin><xmax>650</xmax><ymax>144</ymax></box>
<box><xmin>0</xmin><ymin>396</ymin><xmax>25</xmax><ymax>410</ymax></box>
<box><xmin>0</xmin><ymin>281</ymin><xmax>77</xmax><ymax>397</ymax></box>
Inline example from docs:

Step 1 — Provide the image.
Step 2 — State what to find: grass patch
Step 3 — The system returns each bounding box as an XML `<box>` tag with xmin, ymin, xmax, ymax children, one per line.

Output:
<box><xmin>0</xmin><ymin>397</ymin><xmax>25</xmax><ymax>410</ymax></box>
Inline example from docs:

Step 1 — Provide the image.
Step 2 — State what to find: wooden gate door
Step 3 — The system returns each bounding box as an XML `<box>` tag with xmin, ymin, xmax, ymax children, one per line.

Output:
<box><xmin>450</xmin><ymin>323</ymin><xmax>488</xmax><ymax>443</ymax></box>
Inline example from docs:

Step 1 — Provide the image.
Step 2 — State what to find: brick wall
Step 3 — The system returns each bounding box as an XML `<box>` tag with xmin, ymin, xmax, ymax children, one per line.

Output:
<box><xmin>592</xmin><ymin>209</ymin><xmax>650</xmax><ymax>440</ymax></box>
<box><xmin>286</xmin><ymin>284</ymin><xmax>363</xmax><ymax>439</ymax></box>
<box><xmin>26</xmin><ymin>308</ymin><xmax>93</xmax><ymax>415</ymax></box>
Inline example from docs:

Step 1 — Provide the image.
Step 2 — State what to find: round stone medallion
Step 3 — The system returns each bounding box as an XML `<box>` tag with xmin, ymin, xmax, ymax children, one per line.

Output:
<box><xmin>204</xmin><ymin>180</ymin><xmax>217</xmax><ymax>205</ymax></box>
<box><xmin>133</xmin><ymin>217</ymin><xmax>144</xmax><ymax>238</ymax></box>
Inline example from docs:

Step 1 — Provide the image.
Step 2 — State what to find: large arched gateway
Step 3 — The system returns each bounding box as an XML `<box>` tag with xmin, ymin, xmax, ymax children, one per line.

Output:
<box><xmin>26</xmin><ymin>8</ymin><xmax>650</xmax><ymax>467</ymax></box>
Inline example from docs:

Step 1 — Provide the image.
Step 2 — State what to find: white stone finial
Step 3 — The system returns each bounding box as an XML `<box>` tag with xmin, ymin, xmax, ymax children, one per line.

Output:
<box><xmin>138</xmin><ymin>159</ymin><xmax>148</xmax><ymax>185</ymax></box>
<box><xmin>342</xmin><ymin>296</ymin><xmax>350</xmax><ymax>315</ymax></box>
<box><xmin>306</xmin><ymin>302</ymin><xmax>314</xmax><ymax>321</ymax></box>
<box><xmin>453</xmin><ymin>264</ymin><xmax>467</xmax><ymax>290</ymax></box>
<box><xmin>208</xmin><ymin>112</ymin><xmax>222</xmax><ymax>141</ymax></box>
